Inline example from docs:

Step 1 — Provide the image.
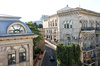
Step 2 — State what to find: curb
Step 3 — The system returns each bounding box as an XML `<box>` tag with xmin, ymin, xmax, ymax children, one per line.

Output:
<box><xmin>39</xmin><ymin>50</ymin><xmax>46</xmax><ymax>66</ymax></box>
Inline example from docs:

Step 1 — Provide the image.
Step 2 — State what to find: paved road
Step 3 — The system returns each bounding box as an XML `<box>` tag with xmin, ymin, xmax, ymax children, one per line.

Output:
<box><xmin>41</xmin><ymin>43</ymin><xmax>57</xmax><ymax>66</ymax></box>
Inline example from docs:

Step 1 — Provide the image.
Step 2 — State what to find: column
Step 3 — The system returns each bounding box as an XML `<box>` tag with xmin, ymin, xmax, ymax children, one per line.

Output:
<box><xmin>29</xmin><ymin>43</ymin><xmax>33</xmax><ymax>66</ymax></box>
<box><xmin>16</xmin><ymin>48</ymin><xmax>19</xmax><ymax>66</ymax></box>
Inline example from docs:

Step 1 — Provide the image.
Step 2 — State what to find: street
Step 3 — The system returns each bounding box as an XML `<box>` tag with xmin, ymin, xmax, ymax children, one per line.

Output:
<box><xmin>41</xmin><ymin>43</ymin><xmax>57</xmax><ymax>66</ymax></box>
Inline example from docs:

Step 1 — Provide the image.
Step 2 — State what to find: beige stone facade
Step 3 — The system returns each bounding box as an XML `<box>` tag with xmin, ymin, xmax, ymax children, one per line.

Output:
<box><xmin>0</xmin><ymin>35</ymin><xmax>37</xmax><ymax>66</ymax></box>
<box><xmin>43</xmin><ymin>6</ymin><xmax>100</xmax><ymax>66</ymax></box>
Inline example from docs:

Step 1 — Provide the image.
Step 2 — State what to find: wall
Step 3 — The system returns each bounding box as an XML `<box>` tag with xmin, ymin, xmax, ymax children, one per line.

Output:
<box><xmin>37</xmin><ymin>28</ymin><xmax>45</xmax><ymax>51</ymax></box>
<box><xmin>0</xmin><ymin>36</ymin><xmax>34</xmax><ymax>66</ymax></box>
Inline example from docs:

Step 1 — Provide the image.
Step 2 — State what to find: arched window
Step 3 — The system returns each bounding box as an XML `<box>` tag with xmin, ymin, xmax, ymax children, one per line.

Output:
<box><xmin>84</xmin><ymin>22</ymin><xmax>85</xmax><ymax>28</ymax></box>
<box><xmin>19</xmin><ymin>48</ymin><xmax>26</xmax><ymax>62</ymax></box>
<box><xmin>86</xmin><ymin>21</ymin><xmax>87</xmax><ymax>28</ymax></box>
<box><xmin>8</xmin><ymin>49</ymin><xmax>16</xmax><ymax>65</ymax></box>
<box><xmin>67</xmin><ymin>20</ymin><xmax>69</xmax><ymax>28</ymax></box>
<box><xmin>70</xmin><ymin>20</ymin><xmax>72</xmax><ymax>28</ymax></box>
<box><xmin>55</xmin><ymin>20</ymin><xmax>57</xmax><ymax>26</ymax></box>
<box><xmin>8</xmin><ymin>24</ymin><xmax>26</xmax><ymax>34</ymax></box>
<box><xmin>67</xmin><ymin>37</ymin><xmax>71</xmax><ymax>45</ymax></box>
<box><xmin>85</xmin><ymin>37</ymin><xmax>87</xmax><ymax>48</ymax></box>
<box><xmin>91</xmin><ymin>22</ymin><xmax>93</xmax><ymax>27</ymax></box>
<box><xmin>64</xmin><ymin>21</ymin><xmax>66</xmax><ymax>28</ymax></box>
<box><xmin>53</xmin><ymin>21</ymin><xmax>54</xmax><ymax>26</ymax></box>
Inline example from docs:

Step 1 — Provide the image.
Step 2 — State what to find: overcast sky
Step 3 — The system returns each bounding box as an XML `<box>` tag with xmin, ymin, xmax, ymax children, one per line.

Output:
<box><xmin>0</xmin><ymin>0</ymin><xmax>100</xmax><ymax>22</ymax></box>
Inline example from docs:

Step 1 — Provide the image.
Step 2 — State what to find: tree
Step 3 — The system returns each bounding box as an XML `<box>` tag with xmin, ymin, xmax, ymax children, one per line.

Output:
<box><xmin>25</xmin><ymin>21</ymin><xmax>42</xmax><ymax>58</ymax></box>
<box><xmin>56</xmin><ymin>44</ymin><xmax>82</xmax><ymax>66</ymax></box>
<box><xmin>38</xmin><ymin>24</ymin><xmax>43</xmax><ymax>28</ymax></box>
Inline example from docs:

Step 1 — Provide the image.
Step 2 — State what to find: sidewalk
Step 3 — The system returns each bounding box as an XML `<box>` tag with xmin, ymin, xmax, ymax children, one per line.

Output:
<box><xmin>45</xmin><ymin>40</ymin><xmax>57</xmax><ymax>50</ymax></box>
<box><xmin>34</xmin><ymin>50</ymin><xmax>46</xmax><ymax>66</ymax></box>
<box><xmin>34</xmin><ymin>59</ymin><xmax>41</xmax><ymax>66</ymax></box>
<box><xmin>34</xmin><ymin>54</ymin><xmax>42</xmax><ymax>66</ymax></box>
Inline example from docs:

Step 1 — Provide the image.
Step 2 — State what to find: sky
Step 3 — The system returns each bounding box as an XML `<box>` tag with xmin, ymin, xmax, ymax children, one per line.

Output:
<box><xmin>0</xmin><ymin>0</ymin><xmax>100</xmax><ymax>22</ymax></box>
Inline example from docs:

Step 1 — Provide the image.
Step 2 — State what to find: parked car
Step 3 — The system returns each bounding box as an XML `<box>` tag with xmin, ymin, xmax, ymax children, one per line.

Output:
<box><xmin>49</xmin><ymin>56</ymin><xmax>55</xmax><ymax>61</ymax></box>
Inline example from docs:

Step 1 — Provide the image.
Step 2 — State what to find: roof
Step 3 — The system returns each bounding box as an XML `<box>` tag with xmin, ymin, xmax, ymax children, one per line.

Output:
<box><xmin>0</xmin><ymin>14</ymin><xmax>21</xmax><ymax>19</ymax></box>
<box><xmin>0</xmin><ymin>15</ymin><xmax>33</xmax><ymax>36</ymax></box>
<box><xmin>75</xmin><ymin>7</ymin><xmax>100</xmax><ymax>15</ymax></box>
<box><xmin>57</xmin><ymin>6</ymin><xmax>100</xmax><ymax>15</ymax></box>
<box><xmin>57</xmin><ymin>6</ymin><xmax>76</xmax><ymax>13</ymax></box>
<box><xmin>43</xmin><ymin>14</ymin><xmax>56</xmax><ymax>19</ymax></box>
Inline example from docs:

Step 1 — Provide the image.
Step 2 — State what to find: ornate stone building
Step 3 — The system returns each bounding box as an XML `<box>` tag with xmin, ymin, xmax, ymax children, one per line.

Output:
<box><xmin>43</xmin><ymin>6</ymin><xmax>100</xmax><ymax>66</ymax></box>
<box><xmin>0</xmin><ymin>14</ymin><xmax>38</xmax><ymax>66</ymax></box>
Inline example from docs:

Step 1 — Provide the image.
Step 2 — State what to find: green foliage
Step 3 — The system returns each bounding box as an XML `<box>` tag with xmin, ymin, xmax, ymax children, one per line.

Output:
<box><xmin>35</xmin><ymin>48</ymin><xmax>41</xmax><ymax>54</ymax></box>
<box><xmin>25</xmin><ymin>21</ymin><xmax>42</xmax><ymax>46</ymax></box>
<box><xmin>25</xmin><ymin>21</ymin><xmax>43</xmax><ymax>58</ymax></box>
<box><xmin>56</xmin><ymin>44</ymin><xmax>82</xmax><ymax>66</ymax></box>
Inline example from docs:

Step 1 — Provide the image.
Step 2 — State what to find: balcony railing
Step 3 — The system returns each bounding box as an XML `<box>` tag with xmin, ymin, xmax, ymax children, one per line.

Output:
<box><xmin>96</xmin><ymin>27</ymin><xmax>100</xmax><ymax>30</ymax></box>
<box><xmin>82</xmin><ymin>46</ymin><xmax>95</xmax><ymax>51</ymax></box>
<box><xmin>84</xmin><ymin>57</ymin><xmax>96</xmax><ymax>64</ymax></box>
<box><xmin>81</xmin><ymin>27</ymin><xmax>95</xmax><ymax>31</ymax></box>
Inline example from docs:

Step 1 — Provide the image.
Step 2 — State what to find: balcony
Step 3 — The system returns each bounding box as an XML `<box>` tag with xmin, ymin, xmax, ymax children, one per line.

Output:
<box><xmin>84</xmin><ymin>57</ymin><xmax>96</xmax><ymax>64</ymax></box>
<box><xmin>96</xmin><ymin>27</ymin><xmax>100</xmax><ymax>30</ymax></box>
<box><xmin>82</xmin><ymin>46</ymin><xmax>95</xmax><ymax>51</ymax></box>
<box><xmin>81</xmin><ymin>27</ymin><xmax>95</xmax><ymax>31</ymax></box>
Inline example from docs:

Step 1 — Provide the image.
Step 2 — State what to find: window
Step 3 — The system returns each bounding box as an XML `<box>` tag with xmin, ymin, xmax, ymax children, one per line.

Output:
<box><xmin>86</xmin><ymin>22</ymin><xmax>87</xmax><ymax>28</ymax></box>
<box><xmin>8</xmin><ymin>49</ymin><xmax>16</xmax><ymax>65</ymax></box>
<box><xmin>51</xmin><ymin>21</ymin><xmax>52</xmax><ymax>26</ymax></box>
<box><xmin>55</xmin><ymin>20</ymin><xmax>57</xmax><ymax>26</ymax></box>
<box><xmin>85</xmin><ymin>37</ymin><xmax>87</xmax><ymax>48</ymax></box>
<box><xmin>47</xmin><ymin>35</ymin><xmax>48</xmax><ymax>38</ymax></box>
<box><xmin>91</xmin><ymin>22</ymin><xmax>93</xmax><ymax>27</ymax></box>
<box><xmin>84</xmin><ymin>22</ymin><xmax>85</xmax><ymax>28</ymax></box>
<box><xmin>92</xmin><ymin>36</ymin><xmax>94</xmax><ymax>44</ymax></box>
<box><xmin>64</xmin><ymin>21</ymin><xmax>66</xmax><ymax>28</ymax></box>
<box><xmin>67</xmin><ymin>21</ymin><xmax>69</xmax><ymax>28</ymax></box>
<box><xmin>52</xmin><ymin>20</ymin><xmax>54</xmax><ymax>26</ymax></box>
<box><xmin>70</xmin><ymin>20</ymin><xmax>72</xmax><ymax>28</ymax></box>
<box><xmin>51</xmin><ymin>30</ymin><xmax>52</xmax><ymax>33</ymax></box>
<box><xmin>82</xmin><ymin>21</ymin><xmax>84</xmax><ymax>28</ymax></box>
<box><xmin>96</xmin><ymin>35</ymin><xmax>99</xmax><ymax>46</ymax></box>
<box><xmin>19</xmin><ymin>48</ymin><xmax>26</xmax><ymax>62</ymax></box>
<box><xmin>51</xmin><ymin>35</ymin><xmax>52</xmax><ymax>40</ymax></box>
<box><xmin>53</xmin><ymin>21</ymin><xmax>54</xmax><ymax>26</ymax></box>
<box><xmin>8</xmin><ymin>24</ymin><xmax>25</xmax><ymax>34</ymax></box>
<box><xmin>67</xmin><ymin>37</ymin><xmax>71</xmax><ymax>45</ymax></box>
<box><xmin>83</xmin><ymin>37</ymin><xmax>85</xmax><ymax>47</ymax></box>
<box><xmin>48</xmin><ymin>22</ymin><xmax>50</xmax><ymax>27</ymax></box>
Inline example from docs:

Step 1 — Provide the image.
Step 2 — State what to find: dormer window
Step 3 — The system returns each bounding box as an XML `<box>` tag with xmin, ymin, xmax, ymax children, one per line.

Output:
<box><xmin>7</xmin><ymin>22</ymin><xmax>27</xmax><ymax>34</ymax></box>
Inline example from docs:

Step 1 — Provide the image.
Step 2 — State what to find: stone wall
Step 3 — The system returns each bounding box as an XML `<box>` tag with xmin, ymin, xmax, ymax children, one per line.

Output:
<box><xmin>0</xmin><ymin>36</ymin><xmax>35</xmax><ymax>66</ymax></box>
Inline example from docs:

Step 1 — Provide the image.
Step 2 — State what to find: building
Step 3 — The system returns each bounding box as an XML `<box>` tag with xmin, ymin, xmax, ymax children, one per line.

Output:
<box><xmin>37</xmin><ymin>28</ymin><xmax>45</xmax><ymax>52</ymax></box>
<box><xmin>0</xmin><ymin>14</ymin><xmax>38</xmax><ymax>66</ymax></box>
<box><xmin>43</xmin><ymin>6</ymin><xmax>100</xmax><ymax>66</ymax></box>
<box><xmin>32</xmin><ymin>15</ymin><xmax>48</xmax><ymax>27</ymax></box>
